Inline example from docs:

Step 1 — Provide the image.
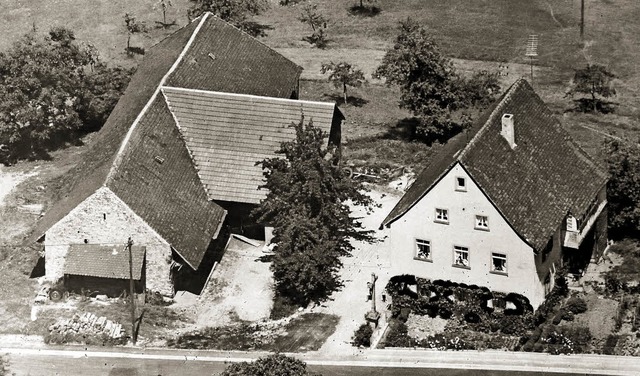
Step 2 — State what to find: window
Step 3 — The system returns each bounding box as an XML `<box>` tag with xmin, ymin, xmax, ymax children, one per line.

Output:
<box><xmin>453</xmin><ymin>246</ymin><xmax>470</xmax><ymax>268</ymax></box>
<box><xmin>415</xmin><ymin>239</ymin><xmax>432</xmax><ymax>261</ymax></box>
<box><xmin>435</xmin><ymin>208</ymin><xmax>449</xmax><ymax>223</ymax></box>
<box><xmin>456</xmin><ymin>177</ymin><xmax>467</xmax><ymax>191</ymax></box>
<box><xmin>475</xmin><ymin>215</ymin><xmax>489</xmax><ymax>230</ymax></box>
<box><xmin>491</xmin><ymin>253</ymin><xmax>507</xmax><ymax>274</ymax></box>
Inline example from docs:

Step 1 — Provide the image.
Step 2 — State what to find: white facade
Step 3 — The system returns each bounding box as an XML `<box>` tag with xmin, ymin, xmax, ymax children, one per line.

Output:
<box><xmin>44</xmin><ymin>187</ymin><xmax>174</xmax><ymax>296</ymax></box>
<box><xmin>385</xmin><ymin>162</ymin><xmax>546</xmax><ymax>308</ymax></box>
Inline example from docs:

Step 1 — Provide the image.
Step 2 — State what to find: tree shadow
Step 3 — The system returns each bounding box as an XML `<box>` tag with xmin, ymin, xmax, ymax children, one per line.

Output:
<box><xmin>239</xmin><ymin>21</ymin><xmax>274</xmax><ymax>38</ymax></box>
<box><xmin>323</xmin><ymin>93</ymin><xmax>369</xmax><ymax>107</ymax></box>
<box><xmin>382</xmin><ymin>117</ymin><xmax>420</xmax><ymax>141</ymax></box>
<box><xmin>348</xmin><ymin>5</ymin><xmax>381</xmax><ymax>17</ymax></box>
<box><xmin>567</xmin><ymin>98</ymin><xmax>618</xmax><ymax>114</ymax></box>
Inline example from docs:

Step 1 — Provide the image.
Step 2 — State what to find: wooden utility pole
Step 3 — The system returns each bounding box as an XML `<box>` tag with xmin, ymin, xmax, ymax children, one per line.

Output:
<box><xmin>126</xmin><ymin>237</ymin><xmax>137</xmax><ymax>344</ymax></box>
<box><xmin>580</xmin><ymin>0</ymin><xmax>585</xmax><ymax>39</ymax></box>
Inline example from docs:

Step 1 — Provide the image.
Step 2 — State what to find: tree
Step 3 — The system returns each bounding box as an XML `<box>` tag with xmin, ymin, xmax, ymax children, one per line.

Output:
<box><xmin>298</xmin><ymin>4</ymin><xmax>328</xmax><ymax>48</ymax></box>
<box><xmin>374</xmin><ymin>18</ymin><xmax>499</xmax><ymax>142</ymax></box>
<box><xmin>567</xmin><ymin>64</ymin><xmax>616</xmax><ymax>113</ymax></box>
<box><xmin>604</xmin><ymin>138</ymin><xmax>640</xmax><ymax>239</ymax></box>
<box><xmin>0</xmin><ymin>28</ymin><xmax>132</xmax><ymax>163</ymax></box>
<box><xmin>124</xmin><ymin>13</ymin><xmax>148</xmax><ymax>56</ymax></box>
<box><xmin>253</xmin><ymin>117</ymin><xmax>374</xmax><ymax>305</ymax></box>
<box><xmin>220</xmin><ymin>354</ymin><xmax>317</xmax><ymax>376</ymax></box>
<box><xmin>320</xmin><ymin>62</ymin><xmax>366</xmax><ymax>104</ymax></box>
<box><xmin>188</xmin><ymin>0</ymin><xmax>269</xmax><ymax>36</ymax></box>
<box><xmin>154</xmin><ymin>0</ymin><xmax>176</xmax><ymax>27</ymax></box>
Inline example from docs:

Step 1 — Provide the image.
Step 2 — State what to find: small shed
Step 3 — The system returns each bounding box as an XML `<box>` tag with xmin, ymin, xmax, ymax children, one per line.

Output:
<box><xmin>63</xmin><ymin>244</ymin><xmax>146</xmax><ymax>297</ymax></box>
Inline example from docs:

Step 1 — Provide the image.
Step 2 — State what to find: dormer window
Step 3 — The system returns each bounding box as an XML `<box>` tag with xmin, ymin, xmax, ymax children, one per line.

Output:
<box><xmin>456</xmin><ymin>177</ymin><xmax>467</xmax><ymax>191</ymax></box>
<box><xmin>435</xmin><ymin>208</ymin><xmax>449</xmax><ymax>224</ymax></box>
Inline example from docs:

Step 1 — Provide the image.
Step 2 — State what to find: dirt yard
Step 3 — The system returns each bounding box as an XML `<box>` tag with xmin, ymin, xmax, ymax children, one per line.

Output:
<box><xmin>186</xmin><ymin>236</ymin><xmax>274</xmax><ymax>329</ymax></box>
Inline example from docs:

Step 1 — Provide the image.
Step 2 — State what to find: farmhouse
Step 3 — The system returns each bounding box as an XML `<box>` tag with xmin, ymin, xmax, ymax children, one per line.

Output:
<box><xmin>29</xmin><ymin>13</ymin><xmax>343</xmax><ymax>297</ymax></box>
<box><xmin>381</xmin><ymin>79</ymin><xmax>608</xmax><ymax>309</ymax></box>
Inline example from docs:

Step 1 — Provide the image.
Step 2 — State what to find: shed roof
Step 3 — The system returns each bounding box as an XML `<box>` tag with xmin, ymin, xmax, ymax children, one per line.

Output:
<box><xmin>382</xmin><ymin>79</ymin><xmax>607</xmax><ymax>251</ymax></box>
<box><xmin>64</xmin><ymin>244</ymin><xmax>146</xmax><ymax>280</ymax></box>
<box><xmin>162</xmin><ymin>87</ymin><xmax>342</xmax><ymax>204</ymax></box>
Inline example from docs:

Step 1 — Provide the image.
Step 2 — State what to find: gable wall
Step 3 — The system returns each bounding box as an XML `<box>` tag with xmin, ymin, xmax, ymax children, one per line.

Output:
<box><xmin>44</xmin><ymin>187</ymin><xmax>174</xmax><ymax>296</ymax></box>
<box><xmin>386</xmin><ymin>163</ymin><xmax>546</xmax><ymax>308</ymax></box>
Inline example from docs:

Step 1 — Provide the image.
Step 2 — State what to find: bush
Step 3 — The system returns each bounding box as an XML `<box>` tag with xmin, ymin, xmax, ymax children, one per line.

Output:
<box><xmin>352</xmin><ymin>323</ymin><xmax>373</xmax><ymax>347</ymax></box>
<box><xmin>500</xmin><ymin>315</ymin><xmax>524</xmax><ymax>335</ymax></box>
<box><xmin>552</xmin><ymin>312</ymin><xmax>563</xmax><ymax>325</ymax></box>
<box><xmin>270</xmin><ymin>294</ymin><xmax>298</xmax><ymax>320</ymax></box>
<box><xmin>602</xmin><ymin>334</ymin><xmax>620</xmax><ymax>355</ymax></box>
<box><xmin>561</xmin><ymin>309</ymin><xmax>575</xmax><ymax>322</ymax></box>
<box><xmin>438</xmin><ymin>307</ymin><xmax>453</xmax><ymax>319</ymax></box>
<box><xmin>464</xmin><ymin>311</ymin><xmax>481</xmax><ymax>324</ymax></box>
<box><xmin>383</xmin><ymin>320</ymin><xmax>413</xmax><ymax>348</ymax></box>
<box><xmin>566</xmin><ymin>296</ymin><xmax>588</xmax><ymax>314</ymax></box>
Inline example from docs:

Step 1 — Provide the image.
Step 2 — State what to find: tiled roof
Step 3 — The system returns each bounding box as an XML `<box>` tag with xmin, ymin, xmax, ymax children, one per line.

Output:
<box><xmin>64</xmin><ymin>244</ymin><xmax>146</xmax><ymax>280</ymax></box>
<box><xmin>162</xmin><ymin>87</ymin><xmax>341</xmax><ymax>204</ymax></box>
<box><xmin>29</xmin><ymin>17</ymin><xmax>201</xmax><ymax>244</ymax></box>
<box><xmin>107</xmin><ymin>96</ymin><xmax>227</xmax><ymax>269</ymax></box>
<box><xmin>166</xmin><ymin>16</ymin><xmax>302</xmax><ymax>99</ymax></box>
<box><xmin>383</xmin><ymin>79</ymin><xmax>607</xmax><ymax>251</ymax></box>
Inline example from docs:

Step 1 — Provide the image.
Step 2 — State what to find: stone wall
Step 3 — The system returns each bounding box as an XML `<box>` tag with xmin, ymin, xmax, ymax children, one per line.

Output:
<box><xmin>44</xmin><ymin>187</ymin><xmax>174</xmax><ymax>296</ymax></box>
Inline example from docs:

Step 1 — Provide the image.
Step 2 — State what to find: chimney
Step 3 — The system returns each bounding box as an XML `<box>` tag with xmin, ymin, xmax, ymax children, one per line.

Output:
<box><xmin>500</xmin><ymin>113</ymin><xmax>516</xmax><ymax>149</ymax></box>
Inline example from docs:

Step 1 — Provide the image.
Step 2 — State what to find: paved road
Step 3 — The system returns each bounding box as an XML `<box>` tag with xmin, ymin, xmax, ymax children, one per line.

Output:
<box><xmin>2</xmin><ymin>347</ymin><xmax>636</xmax><ymax>376</ymax></box>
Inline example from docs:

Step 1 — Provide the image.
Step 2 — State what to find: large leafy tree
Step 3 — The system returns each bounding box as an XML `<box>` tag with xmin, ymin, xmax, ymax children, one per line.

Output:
<box><xmin>567</xmin><ymin>64</ymin><xmax>617</xmax><ymax>113</ymax></box>
<box><xmin>253</xmin><ymin>117</ymin><xmax>374</xmax><ymax>305</ymax></box>
<box><xmin>221</xmin><ymin>354</ymin><xmax>316</xmax><ymax>376</ymax></box>
<box><xmin>188</xmin><ymin>0</ymin><xmax>269</xmax><ymax>36</ymax></box>
<box><xmin>0</xmin><ymin>28</ymin><xmax>132</xmax><ymax>163</ymax></box>
<box><xmin>605</xmin><ymin>138</ymin><xmax>640</xmax><ymax>239</ymax></box>
<box><xmin>374</xmin><ymin>19</ymin><xmax>499</xmax><ymax>142</ymax></box>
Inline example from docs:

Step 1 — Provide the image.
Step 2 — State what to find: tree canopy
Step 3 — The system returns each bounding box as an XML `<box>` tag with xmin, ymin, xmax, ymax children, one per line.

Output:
<box><xmin>0</xmin><ymin>28</ymin><xmax>132</xmax><ymax>163</ymax></box>
<box><xmin>220</xmin><ymin>354</ymin><xmax>317</xmax><ymax>376</ymax></box>
<box><xmin>320</xmin><ymin>61</ymin><xmax>366</xmax><ymax>105</ymax></box>
<box><xmin>188</xmin><ymin>0</ymin><xmax>269</xmax><ymax>36</ymax></box>
<box><xmin>567</xmin><ymin>64</ymin><xmax>616</xmax><ymax>113</ymax></box>
<box><xmin>605</xmin><ymin>138</ymin><xmax>640</xmax><ymax>239</ymax></box>
<box><xmin>374</xmin><ymin>19</ymin><xmax>500</xmax><ymax>142</ymax></box>
<box><xmin>253</xmin><ymin>117</ymin><xmax>374</xmax><ymax>305</ymax></box>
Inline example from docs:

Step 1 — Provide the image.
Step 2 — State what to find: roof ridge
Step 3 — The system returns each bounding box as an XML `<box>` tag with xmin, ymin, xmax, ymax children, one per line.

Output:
<box><xmin>204</xmin><ymin>13</ymin><xmax>303</xmax><ymax>73</ymax></box>
<box><xmin>161</xmin><ymin>85</ymin><xmax>336</xmax><ymax>108</ymax></box>
<box><xmin>458</xmin><ymin>78</ymin><xmax>527</xmax><ymax>160</ymax></box>
<box><xmin>106</xmin><ymin>13</ymin><xmax>211</xmax><ymax>183</ymax></box>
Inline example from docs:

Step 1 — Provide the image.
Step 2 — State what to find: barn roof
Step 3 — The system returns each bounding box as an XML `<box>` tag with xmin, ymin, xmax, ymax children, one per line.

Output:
<box><xmin>162</xmin><ymin>87</ymin><xmax>342</xmax><ymax>204</ymax></box>
<box><xmin>382</xmin><ymin>79</ymin><xmax>607</xmax><ymax>251</ymax></box>
<box><xmin>64</xmin><ymin>244</ymin><xmax>146</xmax><ymax>280</ymax></box>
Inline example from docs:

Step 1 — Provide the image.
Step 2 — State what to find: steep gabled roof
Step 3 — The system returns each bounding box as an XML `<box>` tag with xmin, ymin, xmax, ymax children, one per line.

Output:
<box><xmin>383</xmin><ymin>79</ymin><xmax>608</xmax><ymax>251</ymax></box>
<box><xmin>107</xmin><ymin>96</ymin><xmax>226</xmax><ymax>269</ymax></box>
<box><xmin>162</xmin><ymin>87</ymin><xmax>342</xmax><ymax>204</ymax></box>
<box><xmin>29</xmin><ymin>17</ymin><xmax>203</xmax><ymax>245</ymax></box>
<box><xmin>165</xmin><ymin>16</ymin><xmax>302</xmax><ymax>98</ymax></box>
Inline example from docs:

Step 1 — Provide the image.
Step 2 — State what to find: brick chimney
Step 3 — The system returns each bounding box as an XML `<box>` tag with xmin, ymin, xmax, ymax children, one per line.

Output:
<box><xmin>500</xmin><ymin>113</ymin><xmax>516</xmax><ymax>149</ymax></box>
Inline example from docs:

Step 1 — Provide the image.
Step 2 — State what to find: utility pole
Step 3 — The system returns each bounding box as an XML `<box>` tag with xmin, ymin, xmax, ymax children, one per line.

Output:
<box><xmin>126</xmin><ymin>237</ymin><xmax>137</xmax><ymax>344</ymax></box>
<box><xmin>580</xmin><ymin>0</ymin><xmax>585</xmax><ymax>39</ymax></box>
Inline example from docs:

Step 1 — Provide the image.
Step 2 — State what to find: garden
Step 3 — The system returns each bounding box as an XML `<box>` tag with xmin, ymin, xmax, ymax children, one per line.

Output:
<box><xmin>367</xmin><ymin>274</ymin><xmax>598</xmax><ymax>355</ymax></box>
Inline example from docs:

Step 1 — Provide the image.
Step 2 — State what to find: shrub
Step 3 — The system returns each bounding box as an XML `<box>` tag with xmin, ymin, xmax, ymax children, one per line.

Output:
<box><xmin>552</xmin><ymin>312</ymin><xmax>563</xmax><ymax>325</ymax></box>
<box><xmin>500</xmin><ymin>315</ymin><xmax>524</xmax><ymax>335</ymax></box>
<box><xmin>561</xmin><ymin>309</ymin><xmax>575</xmax><ymax>322</ymax></box>
<box><xmin>566</xmin><ymin>296</ymin><xmax>588</xmax><ymax>314</ymax></box>
<box><xmin>438</xmin><ymin>307</ymin><xmax>453</xmax><ymax>319</ymax></box>
<box><xmin>398</xmin><ymin>307</ymin><xmax>411</xmax><ymax>322</ymax></box>
<box><xmin>602</xmin><ymin>334</ymin><xmax>619</xmax><ymax>355</ymax></box>
<box><xmin>383</xmin><ymin>320</ymin><xmax>413</xmax><ymax>348</ymax></box>
<box><xmin>352</xmin><ymin>323</ymin><xmax>373</xmax><ymax>347</ymax></box>
<box><xmin>464</xmin><ymin>311</ymin><xmax>481</xmax><ymax>324</ymax></box>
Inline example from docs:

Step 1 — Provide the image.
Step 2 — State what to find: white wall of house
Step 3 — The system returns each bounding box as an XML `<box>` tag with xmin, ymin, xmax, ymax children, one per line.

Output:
<box><xmin>385</xmin><ymin>162</ymin><xmax>546</xmax><ymax>308</ymax></box>
<box><xmin>44</xmin><ymin>186</ymin><xmax>174</xmax><ymax>296</ymax></box>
